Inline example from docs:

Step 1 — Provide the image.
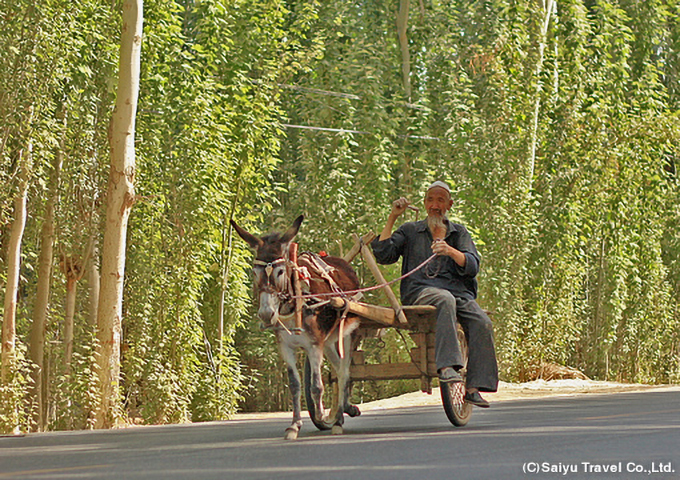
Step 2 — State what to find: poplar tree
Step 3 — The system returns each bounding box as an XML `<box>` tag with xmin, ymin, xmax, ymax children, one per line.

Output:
<box><xmin>94</xmin><ymin>0</ymin><xmax>143</xmax><ymax>429</ymax></box>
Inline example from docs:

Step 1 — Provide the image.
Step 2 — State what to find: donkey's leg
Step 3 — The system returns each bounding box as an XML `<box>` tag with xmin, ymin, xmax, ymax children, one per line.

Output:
<box><xmin>278</xmin><ymin>342</ymin><xmax>303</xmax><ymax>440</ymax></box>
<box><xmin>322</xmin><ymin>346</ymin><xmax>343</xmax><ymax>430</ymax></box>
<box><xmin>324</xmin><ymin>335</ymin><xmax>356</xmax><ymax>435</ymax></box>
<box><xmin>305</xmin><ymin>344</ymin><xmax>327</xmax><ymax>425</ymax></box>
<box><xmin>324</xmin><ymin>343</ymin><xmax>361</xmax><ymax>419</ymax></box>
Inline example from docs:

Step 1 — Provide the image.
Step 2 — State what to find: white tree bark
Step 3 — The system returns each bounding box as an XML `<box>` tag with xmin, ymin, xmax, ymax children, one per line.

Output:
<box><xmin>2</xmin><ymin>144</ymin><xmax>31</xmax><ymax>385</ymax></box>
<box><xmin>61</xmin><ymin>241</ymin><xmax>92</xmax><ymax>375</ymax></box>
<box><xmin>87</xmin><ymin>246</ymin><xmax>100</xmax><ymax>327</ymax></box>
<box><xmin>61</xmin><ymin>255</ymin><xmax>80</xmax><ymax>374</ymax></box>
<box><xmin>94</xmin><ymin>0</ymin><xmax>143</xmax><ymax>429</ymax></box>
<box><xmin>527</xmin><ymin>0</ymin><xmax>556</xmax><ymax>192</ymax></box>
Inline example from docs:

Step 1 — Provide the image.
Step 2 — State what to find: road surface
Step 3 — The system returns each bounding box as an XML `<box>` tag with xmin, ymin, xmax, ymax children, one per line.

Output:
<box><xmin>1</xmin><ymin>388</ymin><xmax>679</xmax><ymax>479</ymax></box>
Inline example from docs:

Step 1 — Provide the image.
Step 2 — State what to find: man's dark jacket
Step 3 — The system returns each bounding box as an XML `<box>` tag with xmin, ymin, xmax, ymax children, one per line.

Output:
<box><xmin>371</xmin><ymin>219</ymin><xmax>481</xmax><ymax>304</ymax></box>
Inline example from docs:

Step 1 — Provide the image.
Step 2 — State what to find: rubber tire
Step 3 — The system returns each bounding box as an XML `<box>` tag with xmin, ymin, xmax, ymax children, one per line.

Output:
<box><xmin>441</xmin><ymin>378</ymin><xmax>473</xmax><ymax>426</ymax></box>
<box><xmin>304</xmin><ymin>357</ymin><xmax>332</xmax><ymax>431</ymax></box>
<box><xmin>440</xmin><ymin>325</ymin><xmax>473</xmax><ymax>427</ymax></box>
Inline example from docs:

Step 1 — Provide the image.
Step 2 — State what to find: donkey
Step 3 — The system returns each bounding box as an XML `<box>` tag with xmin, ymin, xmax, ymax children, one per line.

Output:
<box><xmin>231</xmin><ymin>215</ymin><xmax>362</xmax><ymax>439</ymax></box>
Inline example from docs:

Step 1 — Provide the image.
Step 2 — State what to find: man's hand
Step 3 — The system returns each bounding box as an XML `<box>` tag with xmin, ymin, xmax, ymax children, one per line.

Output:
<box><xmin>379</xmin><ymin>197</ymin><xmax>411</xmax><ymax>241</ymax></box>
<box><xmin>431</xmin><ymin>239</ymin><xmax>450</xmax><ymax>256</ymax></box>
<box><xmin>432</xmin><ymin>239</ymin><xmax>467</xmax><ymax>267</ymax></box>
<box><xmin>390</xmin><ymin>197</ymin><xmax>411</xmax><ymax>219</ymax></box>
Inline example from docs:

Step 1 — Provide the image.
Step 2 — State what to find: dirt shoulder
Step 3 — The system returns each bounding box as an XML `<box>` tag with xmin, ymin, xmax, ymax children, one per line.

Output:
<box><xmin>232</xmin><ymin>380</ymin><xmax>680</xmax><ymax>420</ymax></box>
<box><xmin>357</xmin><ymin>379</ymin><xmax>680</xmax><ymax>411</ymax></box>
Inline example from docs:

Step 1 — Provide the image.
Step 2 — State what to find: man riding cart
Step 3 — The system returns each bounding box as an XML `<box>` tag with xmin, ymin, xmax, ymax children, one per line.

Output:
<box><xmin>371</xmin><ymin>180</ymin><xmax>499</xmax><ymax>408</ymax></box>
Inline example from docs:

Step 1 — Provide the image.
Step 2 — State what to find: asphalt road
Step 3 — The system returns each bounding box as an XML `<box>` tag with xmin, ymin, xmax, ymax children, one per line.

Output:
<box><xmin>1</xmin><ymin>389</ymin><xmax>679</xmax><ymax>480</ymax></box>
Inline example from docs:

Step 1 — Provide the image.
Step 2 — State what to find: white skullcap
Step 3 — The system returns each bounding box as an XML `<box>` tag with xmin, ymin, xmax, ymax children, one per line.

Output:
<box><xmin>427</xmin><ymin>180</ymin><xmax>451</xmax><ymax>193</ymax></box>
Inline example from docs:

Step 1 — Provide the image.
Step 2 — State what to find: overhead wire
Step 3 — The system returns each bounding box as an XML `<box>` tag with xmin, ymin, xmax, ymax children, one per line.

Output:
<box><xmin>256</xmin><ymin>80</ymin><xmax>440</xmax><ymax>141</ymax></box>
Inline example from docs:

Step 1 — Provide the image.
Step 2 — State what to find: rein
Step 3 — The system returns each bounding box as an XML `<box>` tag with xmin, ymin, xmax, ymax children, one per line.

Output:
<box><xmin>291</xmin><ymin>253</ymin><xmax>438</xmax><ymax>301</ymax></box>
<box><xmin>253</xmin><ymin>251</ymin><xmax>438</xmax><ymax>338</ymax></box>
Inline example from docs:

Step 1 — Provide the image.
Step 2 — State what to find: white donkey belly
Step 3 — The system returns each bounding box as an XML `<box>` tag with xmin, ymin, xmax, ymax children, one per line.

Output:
<box><xmin>277</xmin><ymin>330</ymin><xmax>316</xmax><ymax>351</ymax></box>
<box><xmin>276</xmin><ymin>319</ymin><xmax>360</xmax><ymax>352</ymax></box>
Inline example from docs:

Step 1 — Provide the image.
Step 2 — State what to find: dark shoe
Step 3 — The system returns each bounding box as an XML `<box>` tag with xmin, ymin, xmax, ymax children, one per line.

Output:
<box><xmin>438</xmin><ymin>366</ymin><xmax>462</xmax><ymax>383</ymax></box>
<box><xmin>464</xmin><ymin>391</ymin><xmax>490</xmax><ymax>408</ymax></box>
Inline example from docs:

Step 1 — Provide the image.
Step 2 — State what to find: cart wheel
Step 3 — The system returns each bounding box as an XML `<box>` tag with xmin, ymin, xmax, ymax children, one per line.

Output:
<box><xmin>441</xmin><ymin>378</ymin><xmax>472</xmax><ymax>426</ymax></box>
<box><xmin>440</xmin><ymin>325</ymin><xmax>473</xmax><ymax>427</ymax></box>
<box><xmin>304</xmin><ymin>357</ymin><xmax>334</xmax><ymax>431</ymax></box>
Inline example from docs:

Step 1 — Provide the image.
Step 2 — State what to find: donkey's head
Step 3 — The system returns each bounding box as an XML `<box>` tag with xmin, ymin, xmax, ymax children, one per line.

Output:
<box><xmin>230</xmin><ymin>215</ymin><xmax>304</xmax><ymax>324</ymax></box>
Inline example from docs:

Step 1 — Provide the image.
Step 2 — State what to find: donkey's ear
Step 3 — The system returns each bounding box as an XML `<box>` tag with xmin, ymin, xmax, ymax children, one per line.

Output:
<box><xmin>281</xmin><ymin>215</ymin><xmax>304</xmax><ymax>243</ymax></box>
<box><xmin>230</xmin><ymin>219</ymin><xmax>263</xmax><ymax>249</ymax></box>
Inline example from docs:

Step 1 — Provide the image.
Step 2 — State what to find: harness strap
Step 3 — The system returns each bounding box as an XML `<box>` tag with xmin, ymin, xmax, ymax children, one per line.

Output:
<box><xmin>323</xmin><ymin>299</ymin><xmax>352</xmax><ymax>359</ymax></box>
<box><xmin>253</xmin><ymin>258</ymin><xmax>286</xmax><ymax>269</ymax></box>
<box><xmin>253</xmin><ymin>258</ymin><xmax>287</xmax><ymax>266</ymax></box>
<box><xmin>300</xmin><ymin>252</ymin><xmax>344</xmax><ymax>294</ymax></box>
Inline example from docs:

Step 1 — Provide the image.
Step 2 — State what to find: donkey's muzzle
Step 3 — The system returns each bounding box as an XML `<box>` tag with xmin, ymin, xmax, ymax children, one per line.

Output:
<box><xmin>258</xmin><ymin>291</ymin><xmax>279</xmax><ymax>325</ymax></box>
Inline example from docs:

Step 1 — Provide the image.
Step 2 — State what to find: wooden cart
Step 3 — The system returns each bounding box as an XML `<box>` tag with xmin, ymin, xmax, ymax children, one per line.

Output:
<box><xmin>306</xmin><ymin>233</ymin><xmax>473</xmax><ymax>428</ymax></box>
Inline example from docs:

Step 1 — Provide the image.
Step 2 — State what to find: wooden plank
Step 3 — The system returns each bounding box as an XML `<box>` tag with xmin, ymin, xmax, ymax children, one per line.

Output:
<box><xmin>289</xmin><ymin>243</ymin><xmax>303</xmax><ymax>331</ymax></box>
<box><xmin>330</xmin><ymin>298</ymin><xmax>395</xmax><ymax>325</ymax></box>
<box><xmin>412</xmin><ymin>332</ymin><xmax>430</xmax><ymax>393</ymax></box>
<box><xmin>426</xmin><ymin>333</ymin><xmax>436</xmax><ymax>348</ymax></box>
<box><xmin>329</xmin><ymin>299</ymin><xmax>436</xmax><ymax>328</ymax></box>
<box><xmin>341</xmin><ymin>362</ymin><xmax>440</xmax><ymax>382</ymax></box>
<box><xmin>350</xmin><ymin>301</ymin><xmax>395</xmax><ymax>325</ymax></box>
<box><xmin>403</xmin><ymin>305</ymin><xmax>437</xmax><ymax>318</ymax></box>
<box><xmin>349</xmin><ymin>362</ymin><xmax>427</xmax><ymax>381</ymax></box>
<box><xmin>427</xmin><ymin>345</ymin><xmax>435</xmax><ymax>363</ymax></box>
<box><xmin>418</xmin><ymin>334</ymin><xmax>428</xmax><ymax>374</ymax></box>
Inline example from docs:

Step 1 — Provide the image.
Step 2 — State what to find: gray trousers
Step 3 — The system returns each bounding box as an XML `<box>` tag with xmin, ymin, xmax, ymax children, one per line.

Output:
<box><xmin>412</xmin><ymin>287</ymin><xmax>499</xmax><ymax>392</ymax></box>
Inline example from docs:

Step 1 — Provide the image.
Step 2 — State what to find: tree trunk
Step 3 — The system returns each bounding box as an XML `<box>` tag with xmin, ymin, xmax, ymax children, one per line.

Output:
<box><xmin>64</xmin><ymin>277</ymin><xmax>77</xmax><ymax>370</ymax></box>
<box><xmin>87</xmin><ymin>247</ymin><xmax>100</xmax><ymax>327</ymax></box>
<box><xmin>94</xmin><ymin>0</ymin><xmax>143</xmax><ymax>429</ymax></box>
<box><xmin>396</xmin><ymin>0</ymin><xmax>411</xmax><ymax>101</ymax></box>
<box><xmin>60</xmin><ymin>246</ymin><xmax>90</xmax><ymax>375</ymax></box>
<box><xmin>2</xmin><ymin>143</ymin><xmax>31</xmax><ymax>385</ymax></box>
<box><xmin>29</xmin><ymin>144</ymin><xmax>62</xmax><ymax>431</ymax></box>
<box><xmin>527</xmin><ymin>0</ymin><xmax>555</xmax><ymax>192</ymax></box>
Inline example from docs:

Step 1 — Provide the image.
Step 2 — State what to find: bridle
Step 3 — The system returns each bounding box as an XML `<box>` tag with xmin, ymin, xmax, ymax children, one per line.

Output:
<box><xmin>251</xmin><ymin>252</ymin><xmax>335</xmax><ymax>333</ymax></box>
<box><xmin>252</xmin><ymin>257</ymin><xmax>293</xmax><ymax>300</ymax></box>
<box><xmin>252</xmin><ymin>257</ymin><xmax>303</xmax><ymax>333</ymax></box>
<box><xmin>251</xmin><ymin>252</ymin><xmax>347</xmax><ymax>339</ymax></box>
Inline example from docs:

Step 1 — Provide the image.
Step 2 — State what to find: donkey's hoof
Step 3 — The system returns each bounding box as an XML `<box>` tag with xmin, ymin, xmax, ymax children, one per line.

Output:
<box><xmin>331</xmin><ymin>425</ymin><xmax>343</xmax><ymax>435</ymax></box>
<box><xmin>345</xmin><ymin>405</ymin><xmax>361</xmax><ymax>417</ymax></box>
<box><xmin>284</xmin><ymin>428</ymin><xmax>299</xmax><ymax>440</ymax></box>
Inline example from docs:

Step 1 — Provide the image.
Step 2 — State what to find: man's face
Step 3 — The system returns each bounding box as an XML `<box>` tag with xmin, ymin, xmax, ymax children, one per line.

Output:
<box><xmin>424</xmin><ymin>187</ymin><xmax>453</xmax><ymax>218</ymax></box>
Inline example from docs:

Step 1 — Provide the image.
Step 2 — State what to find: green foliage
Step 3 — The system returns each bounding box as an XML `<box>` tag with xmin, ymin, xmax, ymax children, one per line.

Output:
<box><xmin>49</xmin><ymin>328</ymin><xmax>100</xmax><ymax>431</ymax></box>
<box><xmin>121</xmin><ymin>0</ymin><xmax>290</xmax><ymax>422</ymax></box>
<box><xmin>263</xmin><ymin>0</ymin><xmax>680</xmax><ymax>393</ymax></box>
<box><xmin>0</xmin><ymin>343</ymin><xmax>34</xmax><ymax>433</ymax></box>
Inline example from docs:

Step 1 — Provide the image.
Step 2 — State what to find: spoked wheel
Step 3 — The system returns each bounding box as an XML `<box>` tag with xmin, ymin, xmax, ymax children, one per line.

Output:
<box><xmin>304</xmin><ymin>357</ymin><xmax>336</xmax><ymax>431</ymax></box>
<box><xmin>440</xmin><ymin>325</ymin><xmax>473</xmax><ymax>427</ymax></box>
<box><xmin>441</xmin><ymin>375</ymin><xmax>472</xmax><ymax>426</ymax></box>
